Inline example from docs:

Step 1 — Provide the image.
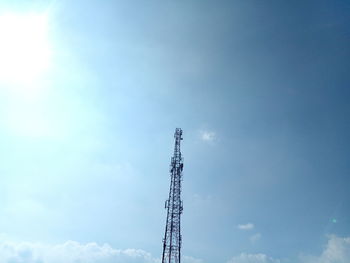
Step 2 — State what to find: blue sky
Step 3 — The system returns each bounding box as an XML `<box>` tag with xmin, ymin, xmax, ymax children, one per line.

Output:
<box><xmin>0</xmin><ymin>0</ymin><xmax>349</xmax><ymax>262</ymax></box>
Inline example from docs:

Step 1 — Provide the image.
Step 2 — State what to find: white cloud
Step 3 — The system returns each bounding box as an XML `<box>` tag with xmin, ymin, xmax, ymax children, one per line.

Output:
<box><xmin>300</xmin><ymin>235</ymin><xmax>350</xmax><ymax>263</ymax></box>
<box><xmin>0</xmin><ymin>238</ymin><xmax>203</xmax><ymax>263</ymax></box>
<box><xmin>250</xmin><ymin>233</ymin><xmax>262</xmax><ymax>243</ymax></box>
<box><xmin>227</xmin><ymin>235</ymin><xmax>350</xmax><ymax>263</ymax></box>
<box><xmin>237</xmin><ymin>223</ymin><xmax>254</xmax><ymax>230</ymax></box>
<box><xmin>1</xmin><ymin>235</ymin><xmax>349</xmax><ymax>263</ymax></box>
<box><xmin>227</xmin><ymin>253</ymin><xmax>280</xmax><ymax>263</ymax></box>
<box><xmin>200</xmin><ymin>130</ymin><xmax>216</xmax><ymax>142</ymax></box>
<box><xmin>191</xmin><ymin>193</ymin><xmax>214</xmax><ymax>205</ymax></box>
<box><xmin>0</xmin><ymin>240</ymin><xmax>159</xmax><ymax>263</ymax></box>
<box><xmin>183</xmin><ymin>255</ymin><xmax>203</xmax><ymax>263</ymax></box>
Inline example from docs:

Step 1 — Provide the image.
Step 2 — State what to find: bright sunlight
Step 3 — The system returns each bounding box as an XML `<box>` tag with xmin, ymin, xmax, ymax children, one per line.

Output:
<box><xmin>0</xmin><ymin>13</ymin><xmax>51</xmax><ymax>85</ymax></box>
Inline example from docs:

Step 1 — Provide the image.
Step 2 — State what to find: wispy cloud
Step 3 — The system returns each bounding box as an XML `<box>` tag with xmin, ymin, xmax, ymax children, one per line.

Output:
<box><xmin>250</xmin><ymin>233</ymin><xmax>262</xmax><ymax>243</ymax></box>
<box><xmin>300</xmin><ymin>235</ymin><xmax>350</xmax><ymax>263</ymax></box>
<box><xmin>0</xmin><ymin>240</ymin><xmax>158</xmax><ymax>263</ymax></box>
<box><xmin>0</xmin><ymin>234</ymin><xmax>348</xmax><ymax>263</ymax></box>
<box><xmin>237</xmin><ymin>223</ymin><xmax>254</xmax><ymax>230</ymax></box>
<box><xmin>183</xmin><ymin>255</ymin><xmax>203</xmax><ymax>263</ymax></box>
<box><xmin>0</xmin><ymin>238</ymin><xmax>203</xmax><ymax>263</ymax></box>
<box><xmin>191</xmin><ymin>193</ymin><xmax>214</xmax><ymax>205</ymax></box>
<box><xmin>227</xmin><ymin>253</ymin><xmax>280</xmax><ymax>263</ymax></box>
<box><xmin>200</xmin><ymin>130</ymin><xmax>216</xmax><ymax>142</ymax></box>
<box><xmin>227</xmin><ymin>235</ymin><xmax>350</xmax><ymax>263</ymax></box>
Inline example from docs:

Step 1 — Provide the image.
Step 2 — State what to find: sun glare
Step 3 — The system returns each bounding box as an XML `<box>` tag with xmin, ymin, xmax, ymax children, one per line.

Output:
<box><xmin>0</xmin><ymin>13</ymin><xmax>51</xmax><ymax>85</ymax></box>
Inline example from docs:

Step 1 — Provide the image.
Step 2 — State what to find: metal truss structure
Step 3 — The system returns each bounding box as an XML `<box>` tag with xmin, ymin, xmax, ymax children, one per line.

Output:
<box><xmin>161</xmin><ymin>128</ymin><xmax>184</xmax><ymax>263</ymax></box>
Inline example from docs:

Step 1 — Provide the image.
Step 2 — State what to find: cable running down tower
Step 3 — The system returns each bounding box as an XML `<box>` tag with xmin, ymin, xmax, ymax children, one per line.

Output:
<box><xmin>161</xmin><ymin>128</ymin><xmax>184</xmax><ymax>263</ymax></box>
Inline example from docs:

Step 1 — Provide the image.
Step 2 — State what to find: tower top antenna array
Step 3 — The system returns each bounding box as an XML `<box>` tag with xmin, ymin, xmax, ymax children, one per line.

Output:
<box><xmin>161</xmin><ymin>128</ymin><xmax>184</xmax><ymax>263</ymax></box>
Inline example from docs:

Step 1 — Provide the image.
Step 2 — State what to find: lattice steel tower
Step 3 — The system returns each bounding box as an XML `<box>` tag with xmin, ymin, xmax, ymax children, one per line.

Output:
<box><xmin>161</xmin><ymin>128</ymin><xmax>184</xmax><ymax>263</ymax></box>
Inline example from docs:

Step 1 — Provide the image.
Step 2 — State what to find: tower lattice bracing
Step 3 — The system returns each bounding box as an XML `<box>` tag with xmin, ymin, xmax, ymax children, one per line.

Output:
<box><xmin>162</xmin><ymin>128</ymin><xmax>184</xmax><ymax>263</ymax></box>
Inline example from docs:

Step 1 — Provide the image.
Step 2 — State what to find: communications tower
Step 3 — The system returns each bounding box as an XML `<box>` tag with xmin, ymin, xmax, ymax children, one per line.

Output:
<box><xmin>161</xmin><ymin>128</ymin><xmax>184</xmax><ymax>263</ymax></box>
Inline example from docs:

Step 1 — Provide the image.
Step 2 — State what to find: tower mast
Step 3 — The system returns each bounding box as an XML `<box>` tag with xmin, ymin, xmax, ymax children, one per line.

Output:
<box><xmin>161</xmin><ymin>128</ymin><xmax>184</xmax><ymax>263</ymax></box>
